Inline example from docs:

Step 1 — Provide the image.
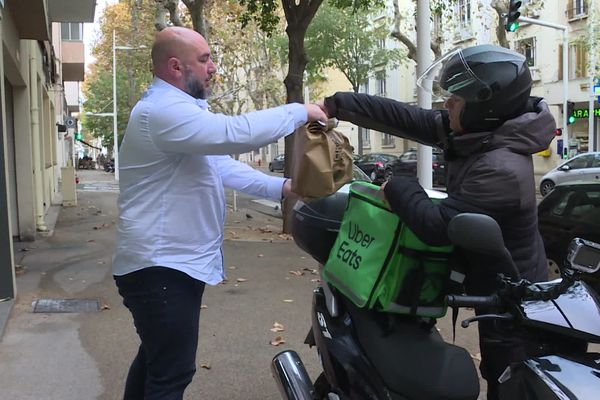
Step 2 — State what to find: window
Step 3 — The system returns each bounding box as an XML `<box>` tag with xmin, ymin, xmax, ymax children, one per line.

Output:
<box><xmin>566</xmin><ymin>154</ymin><xmax>592</xmax><ymax>169</ymax></box>
<box><xmin>61</xmin><ymin>23</ymin><xmax>83</xmax><ymax>41</ymax></box>
<box><xmin>454</xmin><ymin>0</ymin><xmax>471</xmax><ymax>28</ymax></box>
<box><xmin>516</xmin><ymin>38</ymin><xmax>536</xmax><ymax>67</ymax></box>
<box><xmin>567</xmin><ymin>0</ymin><xmax>588</xmax><ymax>19</ymax></box>
<box><xmin>362</xmin><ymin>129</ymin><xmax>371</xmax><ymax>147</ymax></box>
<box><xmin>558</xmin><ymin>42</ymin><xmax>588</xmax><ymax>79</ymax></box>
<box><xmin>375</xmin><ymin>74</ymin><xmax>387</xmax><ymax>97</ymax></box>
<box><xmin>382</xmin><ymin>133</ymin><xmax>395</xmax><ymax>147</ymax></box>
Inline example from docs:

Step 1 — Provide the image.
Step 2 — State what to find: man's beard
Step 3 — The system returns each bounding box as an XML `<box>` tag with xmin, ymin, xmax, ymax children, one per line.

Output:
<box><xmin>183</xmin><ymin>68</ymin><xmax>210</xmax><ymax>99</ymax></box>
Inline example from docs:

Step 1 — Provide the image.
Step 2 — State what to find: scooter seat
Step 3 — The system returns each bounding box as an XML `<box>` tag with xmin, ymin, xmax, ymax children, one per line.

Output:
<box><xmin>347</xmin><ymin>301</ymin><xmax>480</xmax><ymax>400</ymax></box>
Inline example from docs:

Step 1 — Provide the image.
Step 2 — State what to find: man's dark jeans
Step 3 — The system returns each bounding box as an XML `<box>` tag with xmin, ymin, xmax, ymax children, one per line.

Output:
<box><xmin>115</xmin><ymin>267</ymin><xmax>206</xmax><ymax>400</ymax></box>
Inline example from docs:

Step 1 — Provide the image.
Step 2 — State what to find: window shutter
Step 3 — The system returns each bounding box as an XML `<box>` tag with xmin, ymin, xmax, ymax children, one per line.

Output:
<box><xmin>558</xmin><ymin>44</ymin><xmax>563</xmax><ymax>80</ymax></box>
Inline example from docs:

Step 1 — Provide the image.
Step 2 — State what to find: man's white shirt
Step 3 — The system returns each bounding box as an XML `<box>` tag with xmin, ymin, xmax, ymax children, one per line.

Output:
<box><xmin>112</xmin><ymin>78</ymin><xmax>307</xmax><ymax>284</ymax></box>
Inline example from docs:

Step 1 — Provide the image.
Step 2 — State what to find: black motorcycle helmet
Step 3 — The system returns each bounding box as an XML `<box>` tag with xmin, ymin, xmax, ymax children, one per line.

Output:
<box><xmin>417</xmin><ymin>45</ymin><xmax>532</xmax><ymax>133</ymax></box>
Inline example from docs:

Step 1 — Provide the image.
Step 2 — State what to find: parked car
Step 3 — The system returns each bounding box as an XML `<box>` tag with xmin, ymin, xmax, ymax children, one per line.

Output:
<box><xmin>539</xmin><ymin>151</ymin><xmax>600</xmax><ymax>196</ymax></box>
<box><xmin>384</xmin><ymin>148</ymin><xmax>446</xmax><ymax>186</ymax></box>
<box><xmin>538</xmin><ymin>181</ymin><xmax>600</xmax><ymax>281</ymax></box>
<box><xmin>269</xmin><ymin>154</ymin><xmax>285</xmax><ymax>172</ymax></box>
<box><xmin>354</xmin><ymin>153</ymin><xmax>398</xmax><ymax>184</ymax></box>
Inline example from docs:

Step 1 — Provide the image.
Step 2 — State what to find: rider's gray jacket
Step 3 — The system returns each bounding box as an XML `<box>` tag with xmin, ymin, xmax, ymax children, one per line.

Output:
<box><xmin>324</xmin><ymin>93</ymin><xmax>556</xmax><ymax>292</ymax></box>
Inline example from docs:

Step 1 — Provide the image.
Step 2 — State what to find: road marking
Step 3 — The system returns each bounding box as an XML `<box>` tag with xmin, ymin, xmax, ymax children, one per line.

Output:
<box><xmin>77</xmin><ymin>183</ymin><xmax>119</xmax><ymax>192</ymax></box>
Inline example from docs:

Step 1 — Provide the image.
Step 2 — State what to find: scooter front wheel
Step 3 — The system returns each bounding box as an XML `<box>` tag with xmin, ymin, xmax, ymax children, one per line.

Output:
<box><xmin>314</xmin><ymin>373</ymin><xmax>344</xmax><ymax>400</ymax></box>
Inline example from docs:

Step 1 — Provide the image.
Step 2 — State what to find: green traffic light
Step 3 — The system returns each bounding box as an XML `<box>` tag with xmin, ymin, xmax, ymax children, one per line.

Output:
<box><xmin>568</xmin><ymin>115</ymin><xmax>576</xmax><ymax>124</ymax></box>
<box><xmin>508</xmin><ymin>22</ymin><xmax>519</xmax><ymax>32</ymax></box>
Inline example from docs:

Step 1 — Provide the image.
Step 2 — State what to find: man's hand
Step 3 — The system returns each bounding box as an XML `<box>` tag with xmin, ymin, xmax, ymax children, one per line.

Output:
<box><xmin>282</xmin><ymin>179</ymin><xmax>300</xmax><ymax>200</ymax></box>
<box><xmin>304</xmin><ymin>104</ymin><xmax>328</xmax><ymax>124</ymax></box>
<box><xmin>316</xmin><ymin>101</ymin><xmax>329</xmax><ymax>118</ymax></box>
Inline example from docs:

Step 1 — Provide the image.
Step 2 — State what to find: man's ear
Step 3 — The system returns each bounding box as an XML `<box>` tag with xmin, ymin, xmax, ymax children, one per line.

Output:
<box><xmin>167</xmin><ymin>57</ymin><xmax>183</xmax><ymax>79</ymax></box>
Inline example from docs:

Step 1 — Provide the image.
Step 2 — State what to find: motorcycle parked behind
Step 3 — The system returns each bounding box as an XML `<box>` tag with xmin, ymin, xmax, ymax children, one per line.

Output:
<box><xmin>104</xmin><ymin>159</ymin><xmax>115</xmax><ymax>173</ymax></box>
<box><xmin>272</xmin><ymin>188</ymin><xmax>600</xmax><ymax>400</ymax></box>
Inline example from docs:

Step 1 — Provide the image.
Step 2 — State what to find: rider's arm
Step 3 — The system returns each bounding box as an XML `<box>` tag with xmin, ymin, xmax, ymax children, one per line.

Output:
<box><xmin>324</xmin><ymin>92</ymin><xmax>450</xmax><ymax>147</ymax></box>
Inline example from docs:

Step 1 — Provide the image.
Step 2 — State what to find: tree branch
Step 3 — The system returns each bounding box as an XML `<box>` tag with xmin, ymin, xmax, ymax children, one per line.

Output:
<box><xmin>165</xmin><ymin>0</ymin><xmax>184</xmax><ymax>27</ymax></box>
<box><xmin>155</xmin><ymin>0</ymin><xmax>169</xmax><ymax>31</ymax></box>
<box><xmin>491</xmin><ymin>0</ymin><xmax>509</xmax><ymax>48</ymax></box>
<box><xmin>390</xmin><ymin>0</ymin><xmax>417</xmax><ymax>61</ymax></box>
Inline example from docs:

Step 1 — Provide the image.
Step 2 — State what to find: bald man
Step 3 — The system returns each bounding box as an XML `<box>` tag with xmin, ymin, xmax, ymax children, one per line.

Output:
<box><xmin>112</xmin><ymin>27</ymin><xmax>327</xmax><ymax>399</ymax></box>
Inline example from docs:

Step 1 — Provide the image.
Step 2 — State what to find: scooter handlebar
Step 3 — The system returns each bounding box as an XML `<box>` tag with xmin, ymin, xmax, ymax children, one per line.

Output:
<box><xmin>445</xmin><ymin>294</ymin><xmax>501</xmax><ymax>309</ymax></box>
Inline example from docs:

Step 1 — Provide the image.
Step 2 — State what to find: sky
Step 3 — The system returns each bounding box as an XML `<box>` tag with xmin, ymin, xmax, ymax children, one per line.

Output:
<box><xmin>84</xmin><ymin>0</ymin><xmax>116</xmax><ymax>71</ymax></box>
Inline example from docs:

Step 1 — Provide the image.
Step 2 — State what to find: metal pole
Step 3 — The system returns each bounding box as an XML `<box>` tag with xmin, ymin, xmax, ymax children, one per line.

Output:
<box><xmin>562</xmin><ymin>30</ymin><xmax>569</xmax><ymax>157</ymax></box>
<box><xmin>113</xmin><ymin>30</ymin><xmax>120</xmax><ymax>181</ymax></box>
<box><xmin>589</xmin><ymin>0</ymin><xmax>596</xmax><ymax>152</ymax></box>
<box><xmin>416</xmin><ymin>0</ymin><xmax>433</xmax><ymax>189</ymax></box>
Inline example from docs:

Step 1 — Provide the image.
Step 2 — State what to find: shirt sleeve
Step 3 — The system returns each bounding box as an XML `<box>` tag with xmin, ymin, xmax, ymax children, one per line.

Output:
<box><xmin>213</xmin><ymin>156</ymin><xmax>285</xmax><ymax>201</ymax></box>
<box><xmin>148</xmin><ymin>100</ymin><xmax>307</xmax><ymax>155</ymax></box>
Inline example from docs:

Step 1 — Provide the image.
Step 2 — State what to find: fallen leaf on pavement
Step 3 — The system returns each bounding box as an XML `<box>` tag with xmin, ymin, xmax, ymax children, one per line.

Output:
<box><xmin>236</xmin><ymin>278</ymin><xmax>248</xmax><ymax>282</ymax></box>
<box><xmin>101</xmin><ymin>304</ymin><xmax>111</xmax><ymax>310</ymax></box>
<box><xmin>278</xmin><ymin>234</ymin><xmax>293</xmax><ymax>240</ymax></box>
<box><xmin>270</xmin><ymin>336</ymin><xmax>286</xmax><ymax>346</ymax></box>
<box><xmin>229</xmin><ymin>266</ymin><xmax>237</xmax><ymax>270</ymax></box>
<box><xmin>289</xmin><ymin>270</ymin><xmax>304</xmax><ymax>276</ymax></box>
<box><xmin>257</xmin><ymin>254</ymin><xmax>264</xmax><ymax>258</ymax></box>
<box><xmin>201</xmin><ymin>305</ymin><xmax>208</xmax><ymax>309</ymax></box>
<box><xmin>310</xmin><ymin>278</ymin><xmax>321</xmax><ymax>283</ymax></box>
<box><xmin>259</xmin><ymin>227</ymin><xmax>273</xmax><ymax>233</ymax></box>
<box><xmin>87</xmin><ymin>239</ymin><xmax>95</xmax><ymax>243</ymax></box>
<box><xmin>283</xmin><ymin>299</ymin><xmax>294</xmax><ymax>303</ymax></box>
<box><xmin>200</xmin><ymin>363</ymin><xmax>211</xmax><ymax>369</ymax></box>
<box><xmin>270</xmin><ymin>322</ymin><xmax>285</xmax><ymax>332</ymax></box>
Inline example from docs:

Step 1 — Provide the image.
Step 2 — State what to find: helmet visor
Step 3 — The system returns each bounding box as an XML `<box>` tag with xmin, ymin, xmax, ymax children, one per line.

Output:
<box><xmin>417</xmin><ymin>48</ymin><xmax>493</xmax><ymax>103</ymax></box>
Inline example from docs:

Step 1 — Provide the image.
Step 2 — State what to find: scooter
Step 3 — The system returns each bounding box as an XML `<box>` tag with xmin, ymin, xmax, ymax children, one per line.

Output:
<box><xmin>271</xmin><ymin>189</ymin><xmax>600</xmax><ymax>400</ymax></box>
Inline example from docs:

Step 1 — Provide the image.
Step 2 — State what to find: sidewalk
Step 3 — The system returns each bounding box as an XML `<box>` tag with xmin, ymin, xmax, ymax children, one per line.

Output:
<box><xmin>0</xmin><ymin>169</ymin><xmax>322</xmax><ymax>400</ymax></box>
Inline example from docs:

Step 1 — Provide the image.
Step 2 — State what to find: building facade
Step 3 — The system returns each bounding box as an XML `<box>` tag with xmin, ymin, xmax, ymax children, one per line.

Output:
<box><xmin>333</xmin><ymin>0</ymin><xmax>597</xmax><ymax>175</ymax></box>
<box><xmin>0</xmin><ymin>0</ymin><xmax>95</xmax><ymax>330</ymax></box>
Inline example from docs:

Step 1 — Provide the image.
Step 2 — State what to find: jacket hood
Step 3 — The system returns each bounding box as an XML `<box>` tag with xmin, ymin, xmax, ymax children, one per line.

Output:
<box><xmin>451</xmin><ymin>97</ymin><xmax>556</xmax><ymax>157</ymax></box>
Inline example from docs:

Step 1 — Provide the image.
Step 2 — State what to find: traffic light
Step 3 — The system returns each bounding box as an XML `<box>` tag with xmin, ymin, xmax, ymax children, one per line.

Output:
<box><xmin>566</xmin><ymin>101</ymin><xmax>575</xmax><ymax>125</ymax></box>
<box><xmin>75</xmin><ymin>132</ymin><xmax>82</xmax><ymax>140</ymax></box>
<box><xmin>505</xmin><ymin>1</ymin><xmax>522</xmax><ymax>32</ymax></box>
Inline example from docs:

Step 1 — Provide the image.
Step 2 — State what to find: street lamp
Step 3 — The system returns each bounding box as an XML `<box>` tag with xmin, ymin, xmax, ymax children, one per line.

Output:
<box><xmin>112</xmin><ymin>29</ymin><xmax>146</xmax><ymax>181</ymax></box>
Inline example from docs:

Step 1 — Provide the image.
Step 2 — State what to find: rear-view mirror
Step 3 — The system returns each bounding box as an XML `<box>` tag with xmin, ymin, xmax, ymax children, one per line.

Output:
<box><xmin>566</xmin><ymin>238</ymin><xmax>600</xmax><ymax>274</ymax></box>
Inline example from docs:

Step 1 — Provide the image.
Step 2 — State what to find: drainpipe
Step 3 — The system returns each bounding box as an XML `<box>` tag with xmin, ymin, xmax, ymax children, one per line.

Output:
<box><xmin>29</xmin><ymin>42</ymin><xmax>47</xmax><ymax>232</ymax></box>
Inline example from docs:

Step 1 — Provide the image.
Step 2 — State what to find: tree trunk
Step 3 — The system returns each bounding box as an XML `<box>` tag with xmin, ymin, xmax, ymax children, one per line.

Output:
<box><xmin>183</xmin><ymin>0</ymin><xmax>208</xmax><ymax>37</ymax></box>
<box><xmin>281</xmin><ymin>0</ymin><xmax>323</xmax><ymax>234</ymax></box>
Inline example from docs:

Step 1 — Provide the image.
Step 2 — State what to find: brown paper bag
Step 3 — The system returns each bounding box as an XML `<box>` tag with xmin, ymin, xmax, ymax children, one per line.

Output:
<box><xmin>291</xmin><ymin>118</ymin><xmax>354</xmax><ymax>198</ymax></box>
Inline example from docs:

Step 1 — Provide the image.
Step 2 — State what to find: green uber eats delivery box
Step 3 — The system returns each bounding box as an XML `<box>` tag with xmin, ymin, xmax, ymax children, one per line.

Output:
<box><xmin>323</xmin><ymin>181</ymin><xmax>454</xmax><ymax>318</ymax></box>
